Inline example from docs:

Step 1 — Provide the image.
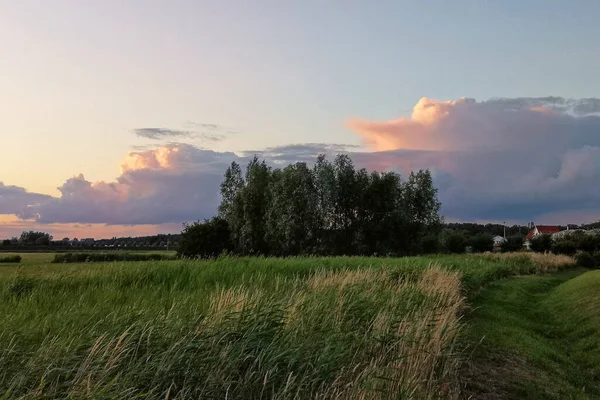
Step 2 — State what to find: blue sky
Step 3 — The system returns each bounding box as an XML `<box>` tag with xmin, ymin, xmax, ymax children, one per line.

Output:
<box><xmin>1</xmin><ymin>0</ymin><xmax>599</xmax><ymax>238</ymax></box>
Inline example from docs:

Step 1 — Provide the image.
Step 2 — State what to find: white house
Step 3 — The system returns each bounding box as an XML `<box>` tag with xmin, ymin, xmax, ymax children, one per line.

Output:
<box><xmin>493</xmin><ymin>235</ymin><xmax>506</xmax><ymax>250</ymax></box>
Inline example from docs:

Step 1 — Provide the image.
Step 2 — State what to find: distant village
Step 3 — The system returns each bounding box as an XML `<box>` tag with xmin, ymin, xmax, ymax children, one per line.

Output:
<box><xmin>493</xmin><ymin>223</ymin><xmax>600</xmax><ymax>251</ymax></box>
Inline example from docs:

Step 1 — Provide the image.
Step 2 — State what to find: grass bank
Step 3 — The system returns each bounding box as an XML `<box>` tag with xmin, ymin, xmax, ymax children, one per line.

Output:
<box><xmin>463</xmin><ymin>269</ymin><xmax>600</xmax><ymax>399</ymax></box>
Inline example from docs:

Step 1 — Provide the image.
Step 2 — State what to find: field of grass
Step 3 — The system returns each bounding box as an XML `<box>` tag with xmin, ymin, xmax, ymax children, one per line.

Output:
<box><xmin>463</xmin><ymin>269</ymin><xmax>600</xmax><ymax>399</ymax></box>
<box><xmin>0</xmin><ymin>253</ymin><xmax>580</xmax><ymax>399</ymax></box>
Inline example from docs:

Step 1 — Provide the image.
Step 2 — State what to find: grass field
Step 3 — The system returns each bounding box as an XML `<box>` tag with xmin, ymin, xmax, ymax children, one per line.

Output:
<box><xmin>464</xmin><ymin>269</ymin><xmax>600</xmax><ymax>399</ymax></box>
<box><xmin>0</xmin><ymin>253</ymin><xmax>584</xmax><ymax>399</ymax></box>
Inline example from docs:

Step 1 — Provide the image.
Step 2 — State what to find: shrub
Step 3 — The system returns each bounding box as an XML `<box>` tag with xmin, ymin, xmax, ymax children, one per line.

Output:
<box><xmin>501</xmin><ymin>235</ymin><xmax>524</xmax><ymax>253</ymax></box>
<box><xmin>552</xmin><ymin>232</ymin><xmax>600</xmax><ymax>256</ymax></box>
<box><xmin>574</xmin><ymin>251</ymin><xmax>596</xmax><ymax>269</ymax></box>
<box><xmin>529</xmin><ymin>234</ymin><xmax>553</xmax><ymax>253</ymax></box>
<box><xmin>552</xmin><ymin>239</ymin><xmax>578</xmax><ymax>256</ymax></box>
<box><xmin>468</xmin><ymin>233</ymin><xmax>494</xmax><ymax>253</ymax></box>
<box><xmin>419</xmin><ymin>234</ymin><xmax>440</xmax><ymax>254</ymax></box>
<box><xmin>0</xmin><ymin>255</ymin><xmax>21</xmax><ymax>263</ymax></box>
<box><xmin>177</xmin><ymin>217</ymin><xmax>233</xmax><ymax>258</ymax></box>
<box><xmin>594</xmin><ymin>251</ymin><xmax>600</xmax><ymax>269</ymax></box>
<box><xmin>444</xmin><ymin>232</ymin><xmax>467</xmax><ymax>254</ymax></box>
<box><xmin>52</xmin><ymin>252</ymin><xmax>176</xmax><ymax>264</ymax></box>
<box><xmin>578</xmin><ymin>234</ymin><xmax>600</xmax><ymax>253</ymax></box>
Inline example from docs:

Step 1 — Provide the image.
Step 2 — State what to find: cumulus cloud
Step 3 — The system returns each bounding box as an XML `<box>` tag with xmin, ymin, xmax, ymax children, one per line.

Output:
<box><xmin>347</xmin><ymin>97</ymin><xmax>600</xmax><ymax>152</ymax></box>
<box><xmin>26</xmin><ymin>144</ymin><xmax>241</xmax><ymax>225</ymax></box>
<box><xmin>346</xmin><ymin>96</ymin><xmax>600</xmax><ymax>222</ymax></box>
<box><xmin>0</xmin><ymin>182</ymin><xmax>52</xmax><ymax>219</ymax></box>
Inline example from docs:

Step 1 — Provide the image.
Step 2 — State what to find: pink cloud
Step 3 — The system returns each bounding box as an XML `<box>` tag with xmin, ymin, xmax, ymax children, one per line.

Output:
<box><xmin>347</xmin><ymin>97</ymin><xmax>475</xmax><ymax>151</ymax></box>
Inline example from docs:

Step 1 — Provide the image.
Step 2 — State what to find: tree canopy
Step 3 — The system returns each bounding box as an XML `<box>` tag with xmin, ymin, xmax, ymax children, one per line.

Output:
<box><xmin>181</xmin><ymin>154</ymin><xmax>443</xmax><ymax>258</ymax></box>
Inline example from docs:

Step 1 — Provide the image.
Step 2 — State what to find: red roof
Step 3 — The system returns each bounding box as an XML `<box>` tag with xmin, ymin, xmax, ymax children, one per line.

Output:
<box><xmin>525</xmin><ymin>225</ymin><xmax>560</xmax><ymax>240</ymax></box>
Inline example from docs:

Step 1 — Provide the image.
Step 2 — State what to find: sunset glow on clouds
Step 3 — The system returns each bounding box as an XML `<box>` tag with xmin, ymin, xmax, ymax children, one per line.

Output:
<box><xmin>2</xmin><ymin>96</ymin><xmax>599</xmax><ymax>239</ymax></box>
<box><xmin>347</xmin><ymin>97</ymin><xmax>600</xmax><ymax>152</ymax></box>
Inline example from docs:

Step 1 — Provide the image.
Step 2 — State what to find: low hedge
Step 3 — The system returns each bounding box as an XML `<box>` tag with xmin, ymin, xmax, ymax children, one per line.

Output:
<box><xmin>52</xmin><ymin>252</ymin><xmax>178</xmax><ymax>264</ymax></box>
<box><xmin>0</xmin><ymin>255</ymin><xmax>22</xmax><ymax>264</ymax></box>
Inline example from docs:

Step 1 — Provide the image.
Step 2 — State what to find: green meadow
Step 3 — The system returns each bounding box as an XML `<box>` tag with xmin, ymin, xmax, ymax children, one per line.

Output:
<box><xmin>0</xmin><ymin>253</ymin><xmax>597</xmax><ymax>399</ymax></box>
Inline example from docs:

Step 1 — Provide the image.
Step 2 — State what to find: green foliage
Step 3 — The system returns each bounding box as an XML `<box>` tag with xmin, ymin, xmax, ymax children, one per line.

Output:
<box><xmin>575</xmin><ymin>251</ymin><xmax>596</xmax><ymax>269</ymax></box>
<box><xmin>501</xmin><ymin>235</ymin><xmax>524</xmax><ymax>252</ymax></box>
<box><xmin>529</xmin><ymin>233</ymin><xmax>553</xmax><ymax>253</ymax></box>
<box><xmin>443</xmin><ymin>231</ymin><xmax>467</xmax><ymax>254</ymax></box>
<box><xmin>265</xmin><ymin>162</ymin><xmax>318</xmax><ymax>255</ymax></box>
<box><xmin>594</xmin><ymin>252</ymin><xmax>600</xmax><ymax>269</ymax></box>
<box><xmin>0</xmin><ymin>255</ymin><xmax>21</xmax><ymax>263</ymax></box>
<box><xmin>552</xmin><ymin>232</ymin><xmax>600</xmax><ymax>256</ymax></box>
<box><xmin>445</xmin><ymin>222</ymin><xmax>528</xmax><ymax>237</ymax></box>
<box><xmin>52</xmin><ymin>252</ymin><xmax>177</xmax><ymax>263</ymax></box>
<box><xmin>468</xmin><ymin>233</ymin><xmax>494</xmax><ymax>253</ymax></box>
<box><xmin>552</xmin><ymin>238</ymin><xmax>579</xmax><ymax>256</ymax></box>
<box><xmin>177</xmin><ymin>217</ymin><xmax>232</xmax><ymax>258</ymax></box>
<box><xmin>419</xmin><ymin>234</ymin><xmax>440</xmax><ymax>254</ymax></box>
<box><xmin>1</xmin><ymin>239</ymin><xmax>11</xmax><ymax>246</ymax></box>
<box><xmin>19</xmin><ymin>231</ymin><xmax>52</xmax><ymax>245</ymax></box>
<box><xmin>217</xmin><ymin>154</ymin><xmax>442</xmax><ymax>256</ymax></box>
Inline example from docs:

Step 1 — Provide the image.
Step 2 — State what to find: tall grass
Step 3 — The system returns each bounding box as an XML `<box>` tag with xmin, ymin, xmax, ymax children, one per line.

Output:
<box><xmin>0</xmin><ymin>253</ymin><xmax>575</xmax><ymax>399</ymax></box>
<box><xmin>481</xmin><ymin>252</ymin><xmax>575</xmax><ymax>273</ymax></box>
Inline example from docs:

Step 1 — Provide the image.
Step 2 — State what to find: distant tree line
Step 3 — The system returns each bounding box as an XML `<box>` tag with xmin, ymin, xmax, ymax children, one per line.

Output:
<box><xmin>0</xmin><ymin>233</ymin><xmax>180</xmax><ymax>251</ymax></box>
<box><xmin>179</xmin><ymin>154</ymin><xmax>443</xmax><ymax>258</ymax></box>
<box><xmin>444</xmin><ymin>223</ymin><xmax>529</xmax><ymax>238</ymax></box>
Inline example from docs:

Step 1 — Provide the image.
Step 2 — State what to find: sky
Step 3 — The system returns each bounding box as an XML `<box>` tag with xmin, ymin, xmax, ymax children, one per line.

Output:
<box><xmin>1</xmin><ymin>0</ymin><xmax>600</xmax><ymax>239</ymax></box>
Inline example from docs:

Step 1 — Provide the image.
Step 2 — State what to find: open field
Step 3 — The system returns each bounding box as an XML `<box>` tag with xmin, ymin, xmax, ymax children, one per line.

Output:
<box><xmin>0</xmin><ymin>253</ymin><xmax>586</xmax><ymax>399</ymax></box>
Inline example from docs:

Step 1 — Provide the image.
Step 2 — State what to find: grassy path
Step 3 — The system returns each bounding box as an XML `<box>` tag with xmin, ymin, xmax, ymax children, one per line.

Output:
<box><xmin>463</xmin><ymin>268</ymin><xmax>600</xmax><ymax>399</ymax></box>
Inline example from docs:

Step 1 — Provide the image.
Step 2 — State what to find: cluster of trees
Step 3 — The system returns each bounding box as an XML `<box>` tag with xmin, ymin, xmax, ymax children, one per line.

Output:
<box><xmin>18</xmin><ymin>231</ymin><xmax>53</xmax><ymax>245</ymax></box>
<box><xmin>179</xmin><ymin>155</ymin><xmax>442</xmax><ymax>258</ymax></box>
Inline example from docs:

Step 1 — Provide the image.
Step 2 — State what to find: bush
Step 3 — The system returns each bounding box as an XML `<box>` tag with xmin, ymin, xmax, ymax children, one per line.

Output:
<box><xmin>575</xmin><ymin>251</ymin><xmax>596</xmax><ymax>269</ymax></box>
<box><xmin>419</xmin><ymin>234</ymin><xmax>440</xmax><ymax>254</ymax></box>
<box><xmin>444</xmin><ymin>232</ymin><xmax>467</xmax><ymax>254</ymax></box>
<box><xmin>552</xmin><ymin>233</ymin><xmax>600</xmax><ymax>256</ymax></box>
<box><xmin>594</xmin><ymin>251</ymin><xmax>600</xmax><ymax>268</ymax></box>
<box><xmin>552</xmin><ymin>239</ymin><xmax>578</xmax><ymax>256</ymax></box>
<box><xmin>468</xmin><ymin>233</ymin><xmax>494</xmax><ymax>253</ymax></box>
<box><xmin>578</xmin><ymin>234</ymin><xmax>600</xmax><ymax>253</ymax></box>
<box><xmin>0</xmin><ymin>255</ymin><xmax>21</xmax><ymax>263</ymax></box>
<box><xmin>52</xmin><ymin>252</ymin><xmax>176</xmax><ymax>264</ymax></box>
<box><xmin>177</xmin><ymin>217</ymin><xmax>233</xmax><ymax>258</ymax></box>
<box><xmin>529</xmin><ymin>234</ymin><xmax>553</xmax><ymax>253</ymax></box>
<box><xmin>501</xmin><ymin>235</ymin><xmax>524</xmax><ymax>253</ymax></box>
